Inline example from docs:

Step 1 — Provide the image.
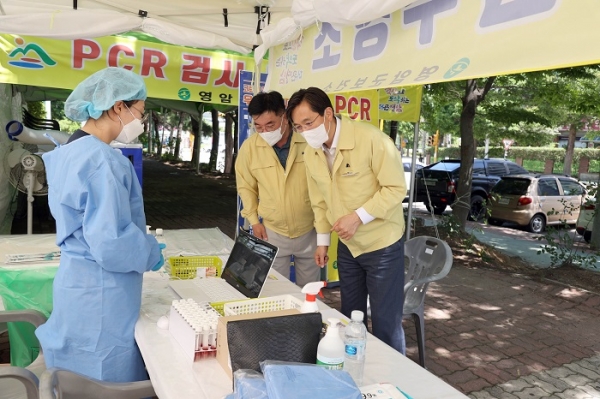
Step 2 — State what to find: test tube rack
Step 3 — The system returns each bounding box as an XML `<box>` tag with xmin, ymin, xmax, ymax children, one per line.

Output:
<box><xmin>169</xmin><ymin>298</ymin><xmax>220</xmax><ymax>361</ymax></box>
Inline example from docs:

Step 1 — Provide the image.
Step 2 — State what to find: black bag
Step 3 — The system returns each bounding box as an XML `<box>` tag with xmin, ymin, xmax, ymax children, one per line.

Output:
<box><xmin>226</xmin><ymin>313</ymin><xmax>323</xmax><ymax>375</ymax></box>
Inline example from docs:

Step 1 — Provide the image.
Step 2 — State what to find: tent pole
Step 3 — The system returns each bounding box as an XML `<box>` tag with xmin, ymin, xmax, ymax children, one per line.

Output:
<box><xmin>406</xmin><ymin>119</ymin><xmax>421</xmax><ymax>241</ymax></box>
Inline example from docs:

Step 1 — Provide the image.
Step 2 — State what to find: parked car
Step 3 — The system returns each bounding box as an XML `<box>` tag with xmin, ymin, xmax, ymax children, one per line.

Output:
<box><xmin>402</xmin><ymin>157</ymin><xmax>425</xmax><ymax>201</ymax></box>
<box><xmin>575</xmin><ymin>201</ymin><xmax>595</xmax><ymax>243</ymax></box>
<box><xmin>414</xmin><ymin>158</ymin><xmax>528</xmax><ymax>219</ymax></box>
<box><xmin>488</xmin><ymin>174</ymin><xmax>586</xmax><ymax>233</ymax></box>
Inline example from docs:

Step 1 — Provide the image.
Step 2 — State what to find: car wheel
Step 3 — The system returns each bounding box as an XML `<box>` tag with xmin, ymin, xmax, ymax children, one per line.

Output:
<box><xmin>584</xmin><ymin>231</ymin><xmax>592</xmax><ymax>243</ymax></box>
<box><xmin>488</xmin><ymin>218</ymin><xmax>503</xmax><ymax>226</ymax></box>
<box><xmin>425</xmin><ymin>202</ymin><xmax>446</xmax><ymax>215</ymax></box>
<box><xmin>468</xmin><ymin>195</ymin><xmax>486</xmax><ymax>222</ymax></box>
<box><xmin>528</xmin><ymin>214</ymin><xmax>546</xmax><ymax>233</ymax></box>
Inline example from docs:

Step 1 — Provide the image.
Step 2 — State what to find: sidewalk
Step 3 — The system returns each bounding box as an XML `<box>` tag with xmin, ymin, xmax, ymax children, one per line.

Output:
<box><xmin>144</xmin><ymin>159</ymin><xmax>600</xmax><ymax>398</ymax></box>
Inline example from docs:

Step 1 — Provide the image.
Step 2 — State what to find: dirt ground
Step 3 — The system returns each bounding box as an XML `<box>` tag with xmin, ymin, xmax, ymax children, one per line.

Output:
<box><xmin>414</xmin><ymin>222</ymin><xmax>600</xmax><ymax>295</ymax></box>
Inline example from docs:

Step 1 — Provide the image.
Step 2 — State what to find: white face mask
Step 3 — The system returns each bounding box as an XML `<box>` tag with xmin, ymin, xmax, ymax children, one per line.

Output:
<box><xmin>116</xmin><ymin>105</ymin><xmax>145</xmax><ymax>144</ymax></box>
<box><xmin>259</xmin><ymin>127</ymin><xmax>283</xmax><ymax>146</ymax></box>
<box><xmin>301</xmin><ymin>121</ymin><xmax>329</xmax><ymax>149</ymax></box>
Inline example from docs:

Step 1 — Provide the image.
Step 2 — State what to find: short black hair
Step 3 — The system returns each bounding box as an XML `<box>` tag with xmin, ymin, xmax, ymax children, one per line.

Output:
<box><xmin>286</xmin><ymin>87</ymin><xmax>333</xmax><ymax>123</ymax></box>
<box><xmin>248</xmin><ymin>91</ymin><xmax>285</xmax><ymax>117</ymax></box>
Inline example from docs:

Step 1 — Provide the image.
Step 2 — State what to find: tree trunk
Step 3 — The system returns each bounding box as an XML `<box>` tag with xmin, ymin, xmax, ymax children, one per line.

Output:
<box><xmin>210</xmin><ymin>109</ymin><xmax>220</xmax><ymax>171</ymax></box>
<box><xmin>563</xmin><ymin>123</ymin><xmax>577</xmax><ymax>175</ymax></box>
<box><xmin>390</xmin><ymin>121</ymin><xmax>398</xmax><ymax>144</ymax></box>
<box><xmin>174</xmin><ymin>112</ymin><xmax>184</xmax><ymax>160</ymax></box>
<box><xmin>152</xmin><ymin>112</ymin><xmax>162</xmax><ymax>158</ymax></box>
<box><xmin>191</xmin><ymin>117</ymin><xmax>200</xmax><ymax>167</ymax></box>
<box><xmin>223</xmin><ymin>113</ymin><xmax>234</xmax><ymax>174</ymax></box>
<box><xmin>591</xmin><ymin>186</ymin><xmax>600</xmax><ymax>250</ymax></box>
<box><xmin>455</xmin><ymin>78</ymin><xmax>496</xmax><ymax>230</ymax></box>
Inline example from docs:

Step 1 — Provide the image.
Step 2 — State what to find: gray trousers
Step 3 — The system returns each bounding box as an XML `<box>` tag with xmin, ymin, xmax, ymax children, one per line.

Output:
<box><xmin>264</xmin><ymin>227</ymin><xmax>320</xmax><ymax>287</ymax></box>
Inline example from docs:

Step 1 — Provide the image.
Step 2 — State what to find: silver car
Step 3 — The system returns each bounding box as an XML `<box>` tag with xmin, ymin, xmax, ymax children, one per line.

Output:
<box><xmin>488</xmin><ymin>174</ymin><xmax>586</xmax><ymax>233</ymax></box>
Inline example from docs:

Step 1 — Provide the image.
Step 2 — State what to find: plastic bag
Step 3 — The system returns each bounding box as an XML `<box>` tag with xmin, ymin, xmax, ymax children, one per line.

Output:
<box><xmin>0</xmin><ymin>266</ymin><xmax>57</xmax><ymax>367</ymax></box>
<box><xmin>260</xmin><ymin>360</ymin><xmax>361</xmax><ymax>399</ymax></box>
<box><xmin>233</xmin><ymin>369</ymin><xmax>269</xmax><ymax>399</ymax></box>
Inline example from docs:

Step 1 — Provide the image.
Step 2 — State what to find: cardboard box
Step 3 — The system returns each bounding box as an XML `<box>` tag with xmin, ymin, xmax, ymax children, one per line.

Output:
<box><xmin>216</xmin><ymin>309</ymin><xmax>301</xmax><ymax>379</ymax></box>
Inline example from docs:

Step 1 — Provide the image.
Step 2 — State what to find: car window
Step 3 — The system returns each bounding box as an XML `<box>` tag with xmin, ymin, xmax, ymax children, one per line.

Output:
<box><xmin>538</xmin><ymin>178</ymin><xmax>560</xmax><ymax>196</ymax></box>
<box><xmin>486</xmin><ymin>162</ymin><xmax>508</xmax><ymax>176</ymax></box>
<box><xmin>507</xmin><ymin>164</ymin><xmax>527</xmax><ymax>174</ymax></box>
<box><xmin>559</xmin><ymin>178</ymin><xmax>584</xmax><ymax>196</ymax></box>
<box><xmin>472</xmin><ymin>160</ymin><xmax>485</xmax><ymax>174</ymax></box>
<box><xmin>493</xmin><ymin>178</ymin><xmax>530</xmax><ymax>195</ymax></box>
<box><xmin>428</xmin><ymin>162</ymin><xmax>460</xmax><ymax>172</ymax></box>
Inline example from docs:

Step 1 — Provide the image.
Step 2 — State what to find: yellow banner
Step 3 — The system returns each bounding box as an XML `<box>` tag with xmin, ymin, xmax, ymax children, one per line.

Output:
<box><xmin>379</xmin><ymin>85</ymin><xmax>422</xmax><ymax>122</ymax></box>
<box><xmin>0</xmin><ymin>34</ymin><xmax>259</xmax><ymax>105</ymax></box>
<box><xmin>327</xmin><ymin>90</ymin><xmax>379</xmax><ymax>127</ymax></box>
<box><xmin>268</xmin><ymin>1</ymin><xmax>600</xmax><ymax>96</ymax></box>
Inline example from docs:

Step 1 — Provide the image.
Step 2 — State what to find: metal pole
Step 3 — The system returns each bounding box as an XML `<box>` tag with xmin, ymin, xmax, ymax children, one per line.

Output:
<box><xmin>406</xmin><ymin>120</ymin><xmax>420</xmax><ymax>241</ymax></box>
<box><xmin>196</xmin><ymin>104</ymin><xmax>205</xmax><ymax>175</ymax></box>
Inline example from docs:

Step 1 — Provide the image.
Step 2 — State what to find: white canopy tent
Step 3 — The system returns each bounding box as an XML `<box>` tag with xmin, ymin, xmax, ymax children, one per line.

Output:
<box><xmin>0</xmin><ymin>0</ymin><xmax>416</xmax><ymax>55</ymax></box>
<box><xmin>0</xmin><ymin>0</ymin><xmax>420</xmax><ymax>233</ymax></box>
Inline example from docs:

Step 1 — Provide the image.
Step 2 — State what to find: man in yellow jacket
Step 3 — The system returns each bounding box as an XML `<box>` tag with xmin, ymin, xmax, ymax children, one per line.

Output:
<box><xmin>236</xmin><ymin>91</ymin><xmax>320</xmax><ymax>286</ymax></box>
<box><xmin>287</xmin><ymin>87</ymin><xmax>407</xmax><ymax>354</ymax></box>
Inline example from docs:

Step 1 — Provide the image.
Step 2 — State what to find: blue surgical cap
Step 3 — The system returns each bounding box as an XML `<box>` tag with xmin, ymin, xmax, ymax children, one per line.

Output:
<box><xmin>65</xmin><ymin>67</ymin><xmax>147</xmax><ymax>122</ymax></box>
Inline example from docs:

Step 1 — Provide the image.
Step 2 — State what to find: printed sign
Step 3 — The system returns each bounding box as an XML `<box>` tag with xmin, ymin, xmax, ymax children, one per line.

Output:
<box><xmin>0</xmin><ymin>34</ymin><xmax>264</xmax><ymax>105</ymax></box>
<box><xmin>327</xmin><ymin>90</ymin><xmax>379</xmax><ymax>127</ymax></box>
<box><xmin>268</xmin><ymin>1</ymin><xmax>600</xmax><ymax>96</ymax></box>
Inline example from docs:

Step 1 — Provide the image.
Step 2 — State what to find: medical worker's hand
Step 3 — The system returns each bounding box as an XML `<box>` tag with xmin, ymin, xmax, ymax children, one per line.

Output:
<box><xmin>252</xmin><ymin>223</ymin><xmax>268</xmax><ymax>241</ymax></box>
<box><xmin>314</xmin><ymin>246</ymin><xmax>329</xmax><ymax>268</ymax></box>
<box><xmin>332</xmin><ymin>212</ymin><xmax>362</xmax><ymax>241</ymax></box>
<box><xmin>152</xmin><ymin>243</ymin><xmax>167</xmax><ymax>271</ymax></box>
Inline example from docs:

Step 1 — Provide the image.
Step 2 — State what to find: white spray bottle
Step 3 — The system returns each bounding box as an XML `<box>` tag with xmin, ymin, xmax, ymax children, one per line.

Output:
<box><xmin>300</xmin><ymin>281</ymin><xmax>327</xmax><ymax>313</ymax></box>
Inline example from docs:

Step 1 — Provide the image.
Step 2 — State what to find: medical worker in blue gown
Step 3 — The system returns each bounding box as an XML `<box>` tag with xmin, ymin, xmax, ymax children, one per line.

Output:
<box><xmin>35</xmin><ymin>67</ymin><xmax>166</xmax><ymax>383</ymax></box>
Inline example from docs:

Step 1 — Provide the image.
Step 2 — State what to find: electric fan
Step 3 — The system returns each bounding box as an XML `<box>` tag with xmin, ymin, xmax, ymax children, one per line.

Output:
<box><xmin>6</xmin><ymin>147</ymin><xmax>48</xmax><ymax>235</ymax></box>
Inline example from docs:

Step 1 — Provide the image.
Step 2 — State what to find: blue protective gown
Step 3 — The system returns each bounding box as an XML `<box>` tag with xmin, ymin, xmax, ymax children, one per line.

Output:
<box><xmin>35</xmin><ymin>133</ymin><xmax>160</xmax><ymax>383</ymax></box>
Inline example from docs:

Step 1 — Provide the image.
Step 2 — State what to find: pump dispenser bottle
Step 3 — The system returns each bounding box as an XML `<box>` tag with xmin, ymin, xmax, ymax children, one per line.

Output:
<box><xmin>316</xmin><ymin>318</ymin><xmax>345</xmax><ymax>370</ymax></box>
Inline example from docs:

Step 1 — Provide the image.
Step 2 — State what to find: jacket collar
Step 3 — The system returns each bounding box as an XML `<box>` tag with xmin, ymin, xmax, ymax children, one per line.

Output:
<box><xmin>336</xmin><ymin>115</ymin><xmax>356</xmax><ymax>151</ymax></box>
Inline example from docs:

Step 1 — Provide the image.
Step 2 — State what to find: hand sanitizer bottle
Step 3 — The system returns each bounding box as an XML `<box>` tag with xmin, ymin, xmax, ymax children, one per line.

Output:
<box><xmin>316</xmin><ymin>318</ymin><xmax>345</xmax><ymax>370</ymax></box>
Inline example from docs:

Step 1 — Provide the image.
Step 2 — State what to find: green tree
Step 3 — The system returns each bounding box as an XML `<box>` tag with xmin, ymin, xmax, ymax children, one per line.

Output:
<box><xmin>50</xmin><ymin>101</ymin><xmax>80</xmax><ymax>133</ymax></box>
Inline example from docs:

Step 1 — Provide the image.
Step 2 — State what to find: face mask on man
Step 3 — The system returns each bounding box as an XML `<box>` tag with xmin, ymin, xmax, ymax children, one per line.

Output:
<box><xmin>257</xmin><ymin>116</ymin><xmax>284</xmax><ymax>146</ymax></box>
<box><xmin>116</xmin><ymin>105</ymin><xmax>145</xmax><ymax>144</ymax></box>
<box><xmin>301</xmin><ymin>121</ymin><xmax>329</xmax><ymax>149</ymax></box>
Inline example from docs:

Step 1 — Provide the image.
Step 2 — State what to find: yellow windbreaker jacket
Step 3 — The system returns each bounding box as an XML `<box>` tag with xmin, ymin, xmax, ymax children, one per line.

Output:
<box><xmin>304</xmin><ymin>116</ymin><xmax>407</xmax><ymax>257</ymax></box>
<box><xmin>235</xmin><ymin>132</ymin><xmax>314</xmax><ymax>238</ymax></box>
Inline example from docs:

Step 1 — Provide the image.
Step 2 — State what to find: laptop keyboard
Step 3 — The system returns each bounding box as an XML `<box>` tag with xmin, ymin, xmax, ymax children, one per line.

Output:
<box><xmin>192</xmin><ymin>278</ymin><xmax>246</xmax><ymax>302</ymax></box>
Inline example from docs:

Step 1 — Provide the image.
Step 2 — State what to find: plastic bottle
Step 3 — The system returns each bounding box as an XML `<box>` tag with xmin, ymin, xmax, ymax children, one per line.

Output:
<box><xmin>316</xmin><ymin>318</ymin><xmax>345</xmax><ymax>370</ymax></box>
<box><xmin>300</xmin><ymin>281</ymin><xmax>327</xmax><ymax>313</ymax></box>
<box><xmin>343</xmin><ymin>310</ymin><xmax>367</xmax><ymax>386</ymax></box>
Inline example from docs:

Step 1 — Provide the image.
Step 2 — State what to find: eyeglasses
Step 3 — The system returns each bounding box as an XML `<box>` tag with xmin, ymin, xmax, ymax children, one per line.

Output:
<box><xmin>293</xmin><ymin>114</ymin><xmax>321</xmax><ymax>133</ymax></box>
<box><xmin>130</xmin><ymin>105</ymin><xmax>149</xmax><ymax>124</ymax></box>
<box><xmin>250</xmin><ymin>115</ymin><xmax>284</xmax><ymax>133</ymax></box>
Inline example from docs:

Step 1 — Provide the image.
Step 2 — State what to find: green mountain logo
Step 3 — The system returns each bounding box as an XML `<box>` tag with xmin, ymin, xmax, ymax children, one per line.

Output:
<box><xmin>8</xmin><ymin>37</ymin><xmax>56</xmax><ymax>69</ymax></box>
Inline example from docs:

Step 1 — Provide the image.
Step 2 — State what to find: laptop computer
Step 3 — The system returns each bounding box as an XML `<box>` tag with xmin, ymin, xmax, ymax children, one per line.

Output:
<box><xmin>169</xmin><ymin>228</ymin><xmax>279</xmax><ymax>303</ymax></box>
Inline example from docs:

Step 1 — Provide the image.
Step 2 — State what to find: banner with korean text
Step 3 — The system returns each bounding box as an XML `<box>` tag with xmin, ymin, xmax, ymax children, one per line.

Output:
<box><xmin>379</xmin><ymin>85</ymin><xmax>422</xmax><ymax>123</ymax></box>
<box><xmin>0</xmin><ymin>34</ymin><xmax>260</xmax><ymax>105</ymax></box>
<box><xmin>268</xmin><ymin>1</ymin><xmax>600</xmax><ymax>96</ymax></box>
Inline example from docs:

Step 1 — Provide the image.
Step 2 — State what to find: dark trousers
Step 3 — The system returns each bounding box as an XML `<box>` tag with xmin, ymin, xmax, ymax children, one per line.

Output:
<box><xmin>337</xmin><ymin>237</ymin><xmax>406</xmax><ymax>354</ymax></box>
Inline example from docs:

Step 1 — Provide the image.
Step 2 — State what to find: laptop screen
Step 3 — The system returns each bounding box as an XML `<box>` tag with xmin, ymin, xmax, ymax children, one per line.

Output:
<box><xmin>220</xmin><ymin>228</ymin><xmax>279</xmax><ymax>298</ymax></box>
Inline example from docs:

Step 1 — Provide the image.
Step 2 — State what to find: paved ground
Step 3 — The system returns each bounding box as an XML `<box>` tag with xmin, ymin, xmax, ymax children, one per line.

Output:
<box><xmin>4</xmin><ymin>158</ymin><xmax>600</xmax><ymax>398</ymax></box>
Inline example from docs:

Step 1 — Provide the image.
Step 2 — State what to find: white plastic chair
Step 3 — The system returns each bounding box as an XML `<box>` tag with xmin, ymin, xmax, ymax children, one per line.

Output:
<box><xmin>0</xmin><ymin>309</ymin><xmax>48</xmax><ymax>399</ymax></box>
<box><xmin>39</xmin><ymin>368</ymin><xmax>156</xmax><ymax>399</ymax></box>
<box><xmin>403</xmin><ymin>236</ymin><xmax>453</xmax><ymax>368</ymax></box>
